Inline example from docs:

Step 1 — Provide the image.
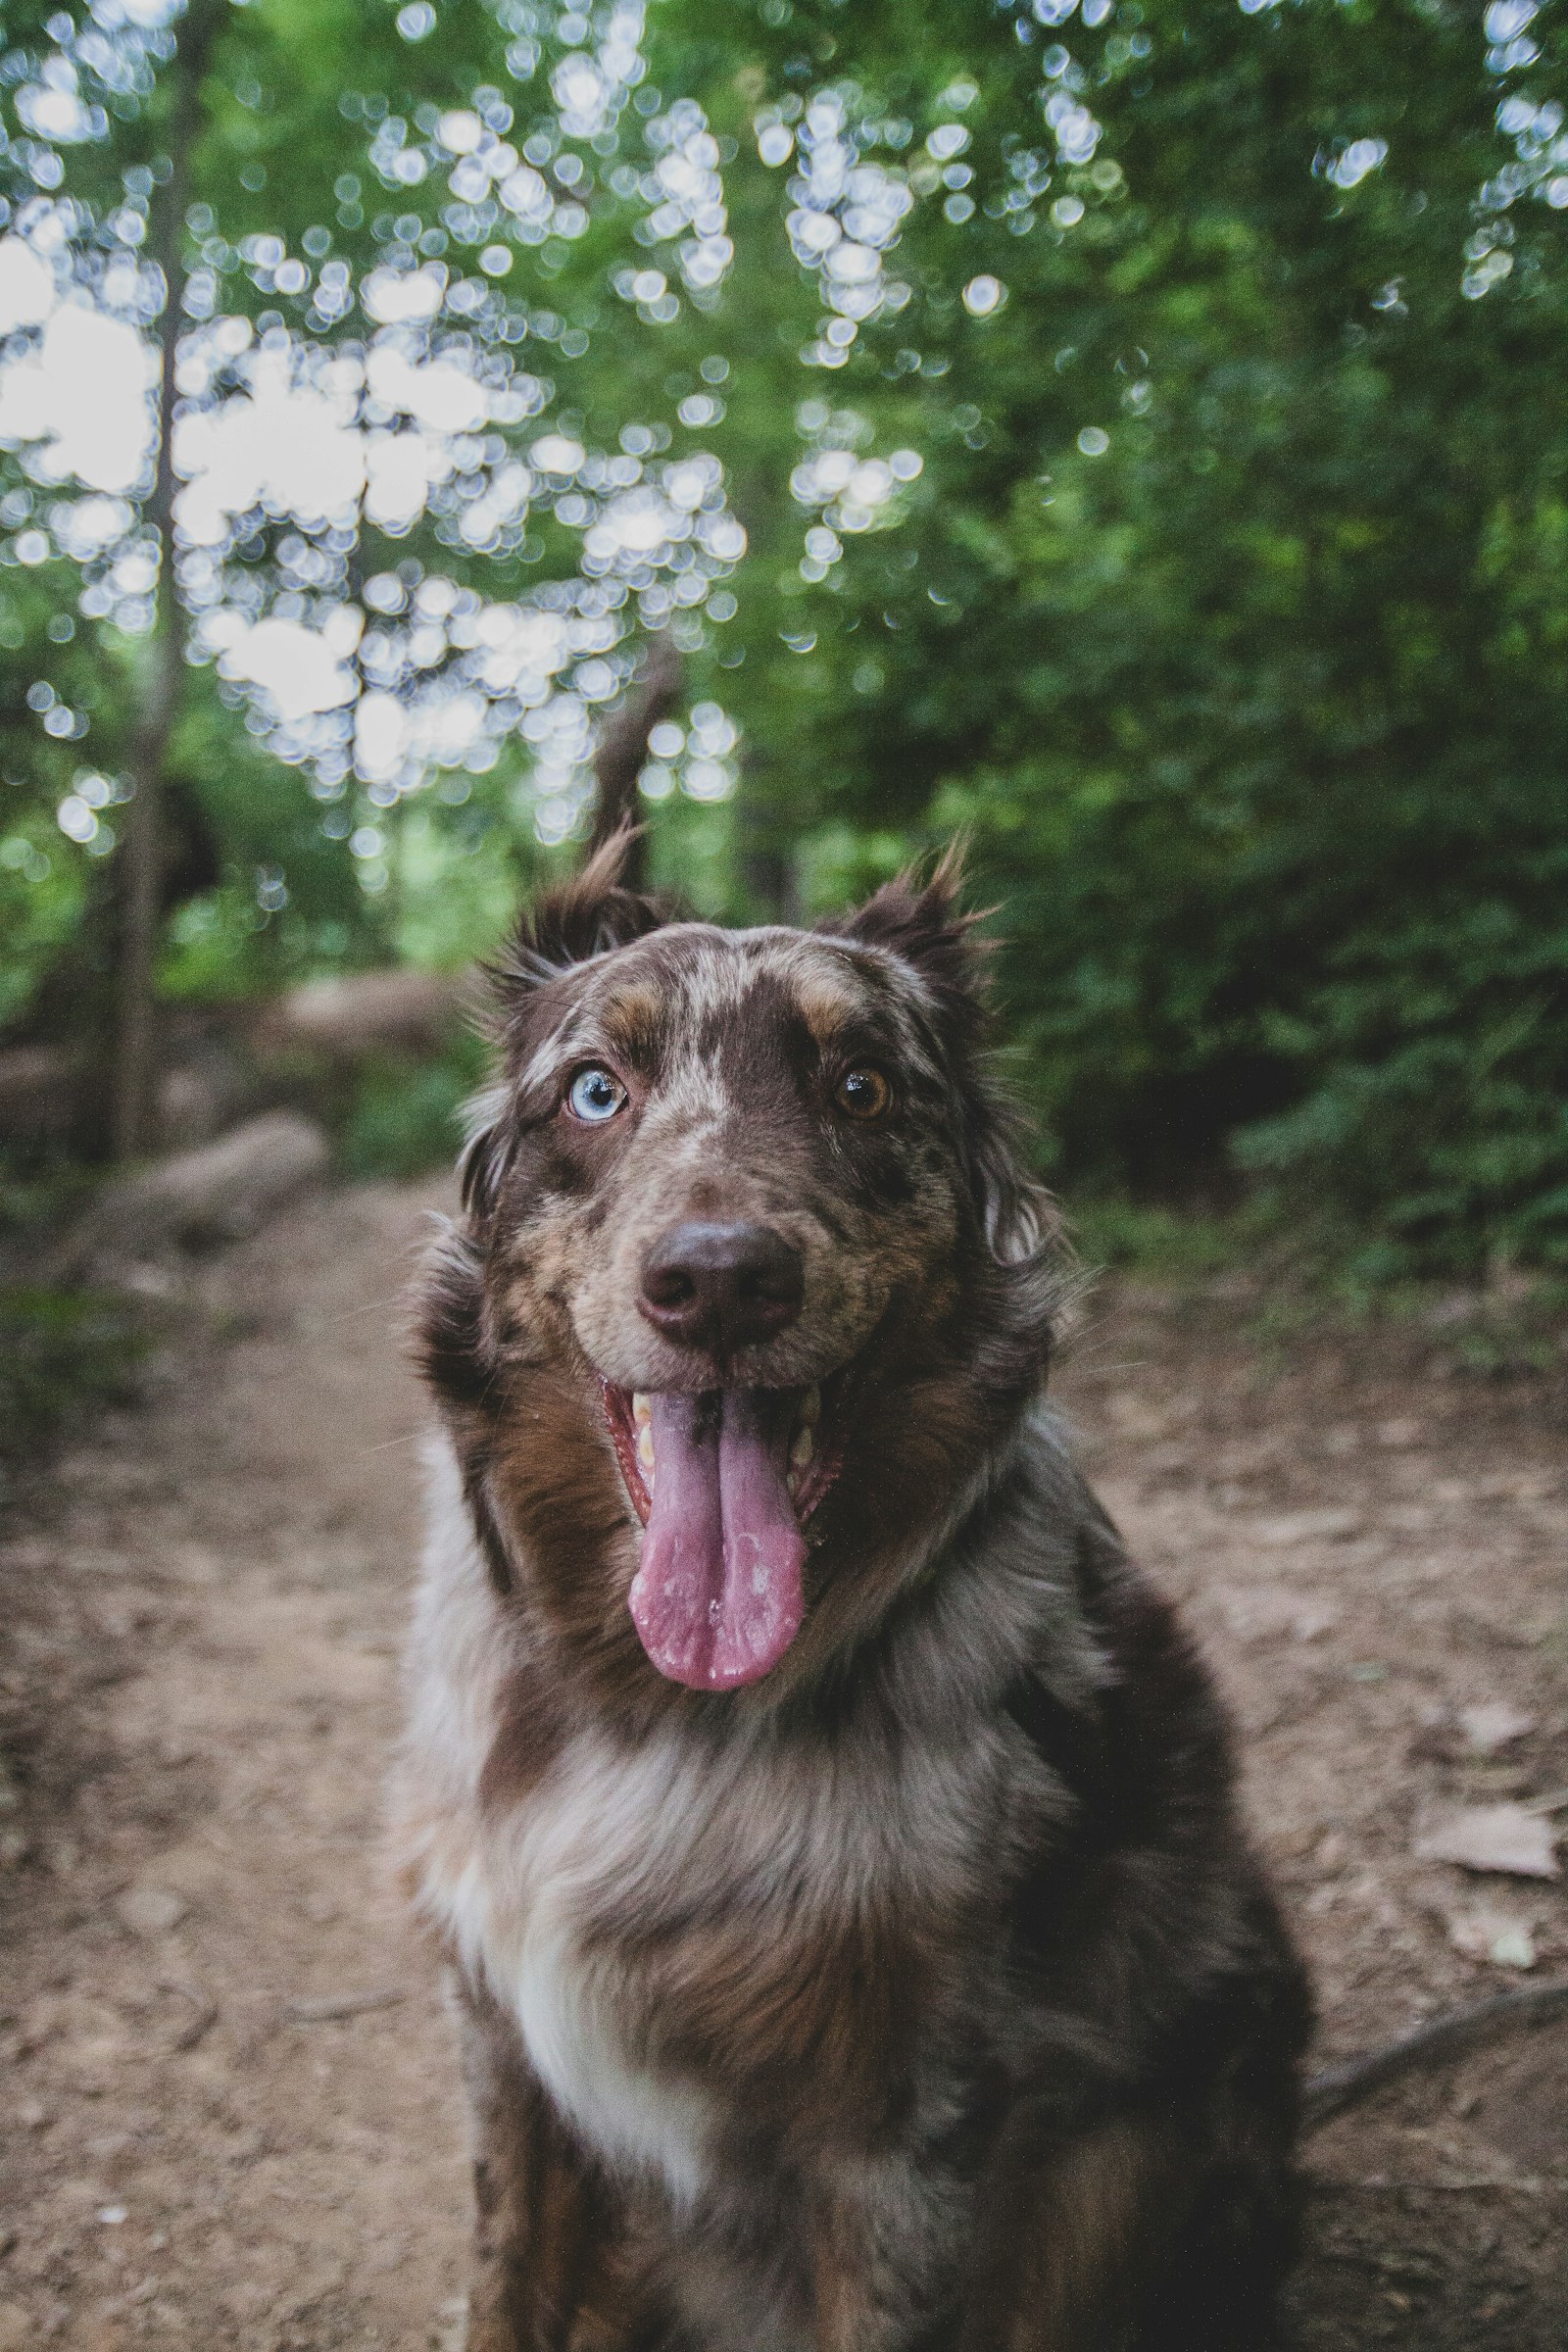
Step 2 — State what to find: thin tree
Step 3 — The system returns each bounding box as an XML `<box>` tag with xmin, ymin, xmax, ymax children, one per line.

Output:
<box><xmin>112</xmin><ymin>0</ymin><xmax>220</xmax><ymax>1160</ymax></box>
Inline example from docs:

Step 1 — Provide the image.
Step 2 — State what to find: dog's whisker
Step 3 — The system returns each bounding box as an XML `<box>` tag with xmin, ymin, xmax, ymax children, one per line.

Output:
<box><xmin>299</xmin><ymin>1291</ymin><xmax>415</xmax><ymax>1333</ymax></box>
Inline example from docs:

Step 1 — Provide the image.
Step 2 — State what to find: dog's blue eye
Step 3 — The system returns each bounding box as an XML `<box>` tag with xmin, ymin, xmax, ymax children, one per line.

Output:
<box><xmin>566</xmin><ymin>1065</ymin><xmax>627</xmax><ymax>1123</ymax></box>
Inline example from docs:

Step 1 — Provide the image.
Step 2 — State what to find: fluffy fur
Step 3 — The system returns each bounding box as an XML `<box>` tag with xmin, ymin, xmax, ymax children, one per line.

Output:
<box><xmin>395</xmin><ymin>841</ymin><xmax>1311</xmax><ymax>2350</ymax></box>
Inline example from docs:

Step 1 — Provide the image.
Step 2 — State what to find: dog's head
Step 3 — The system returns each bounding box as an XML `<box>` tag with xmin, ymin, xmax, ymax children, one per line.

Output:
<box><xmin>422</xmin><ymin>835</ymin><xmax>1063</xmax><ymax>1707</ymax></box>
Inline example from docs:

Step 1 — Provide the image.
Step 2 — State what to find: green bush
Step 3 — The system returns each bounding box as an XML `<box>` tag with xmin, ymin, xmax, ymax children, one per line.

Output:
<box><xmin>336</xmin><ymin>1035</ymin><xmax>491</xmax><ymax>1183</ymax></box>
<box><xmin>0</xmin><ymin>1285</ymin><xmax>148</xmax><ymax>1486</ymax></box>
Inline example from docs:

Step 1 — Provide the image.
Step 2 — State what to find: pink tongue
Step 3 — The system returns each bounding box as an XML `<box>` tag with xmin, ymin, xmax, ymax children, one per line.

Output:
<box><xmin>628</xmin><ymin>1390</ymin><xmax>807</xmax><ymax>1690</ymax></box>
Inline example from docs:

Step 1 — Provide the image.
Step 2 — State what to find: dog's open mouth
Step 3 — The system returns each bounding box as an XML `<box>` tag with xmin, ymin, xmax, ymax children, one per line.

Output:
<box><xmin>602</xmin><ymin>1382</ymin><xmax>842</xmax><ymax>1691</ymax></box>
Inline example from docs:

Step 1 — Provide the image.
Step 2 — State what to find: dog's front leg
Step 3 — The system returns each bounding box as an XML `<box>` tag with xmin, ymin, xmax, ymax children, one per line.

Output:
<box><xmin>955</xmin><ymin>2114</ymin><xmax>1204</xmax><ymax>2352</ymax></box>
<box><xmin>458</xmin><ymin>1973</ymin><xmax>662</xmax><ymax>2352</ymax></box>
<box><xmin>808</xmin><ymin>2122</ymin><xmax>1197</xmax><ymax>2352</ymax></box>
<box><xmin>808</xmin><ymin>2147</ymin><xmax>972</xmax><ymax>2352</ymax></box>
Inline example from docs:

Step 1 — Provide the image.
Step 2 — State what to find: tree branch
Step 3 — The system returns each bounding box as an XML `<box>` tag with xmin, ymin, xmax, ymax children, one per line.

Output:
<box><xmin>1303</xmin><ymin>1979</ymin><xmax>1568</xmax><ymax>2131</ymax></box>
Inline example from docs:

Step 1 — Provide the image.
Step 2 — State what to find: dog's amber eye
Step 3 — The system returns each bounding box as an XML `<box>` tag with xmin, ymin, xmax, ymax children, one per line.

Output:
<box><xmin>566</xmin><ymin>1065</ymin><xmax>628</xmax><ymax>1123</ymax></box>
<box><xmin>834</xmin><ymin>1065</ymin><xmax>893</xmax><ymax>1121</ymax></box>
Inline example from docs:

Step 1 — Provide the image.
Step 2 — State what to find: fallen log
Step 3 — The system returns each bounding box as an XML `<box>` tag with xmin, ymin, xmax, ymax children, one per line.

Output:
<box><xmin>253</xmin><ymin>968</ymin><xmax>466</xmax><ymax>1063</ymax></box>
<box><xmin>61</xmin><ymin>1110</ymin><xmax>329</xmax><ymax>1273</ymax></box>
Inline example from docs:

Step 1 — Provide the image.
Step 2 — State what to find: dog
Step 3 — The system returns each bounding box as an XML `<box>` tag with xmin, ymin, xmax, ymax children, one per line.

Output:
<box><xmin>395</xmin><ymin>838</ymin><xmax>1311</xmax><ymax>2351</ymax></box>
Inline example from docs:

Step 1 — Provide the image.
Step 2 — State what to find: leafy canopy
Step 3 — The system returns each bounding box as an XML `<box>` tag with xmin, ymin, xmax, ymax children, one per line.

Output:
<box><xmin>0</xmin><ymin>0</ymin><xmax>1565</xmax><ymax>1272</ymax></box>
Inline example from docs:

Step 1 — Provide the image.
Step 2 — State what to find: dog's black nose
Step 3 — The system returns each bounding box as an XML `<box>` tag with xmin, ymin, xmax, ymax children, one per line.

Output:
<box><xmin>639</xmin><ymin>1221</ymin><xmax>805</xmax><ymax>1354</ymax></box>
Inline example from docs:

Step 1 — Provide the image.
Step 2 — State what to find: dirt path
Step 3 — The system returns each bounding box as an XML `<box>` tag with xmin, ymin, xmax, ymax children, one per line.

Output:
<box><xmin>2</xmin><ymin>1180</ymin><xmax>1565</xmax><ymax>2349</ymax></box>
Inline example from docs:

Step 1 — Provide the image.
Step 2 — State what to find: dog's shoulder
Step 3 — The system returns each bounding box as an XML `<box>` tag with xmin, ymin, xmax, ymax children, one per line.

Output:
<box><xmin>993</xmin><ymin>1414</ymin><xmax>1240</xmax><ymax>1870</ymax></box>
<box><xmin>995</xmin><ymin>1417</ymin><xmax>1312</xmax><ymax>2075</ymax></box>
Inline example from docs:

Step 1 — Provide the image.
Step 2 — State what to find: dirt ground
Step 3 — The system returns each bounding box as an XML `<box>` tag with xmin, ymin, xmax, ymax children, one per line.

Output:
<box><xmin>1</xmin><ymin>1176</ymin><xmax>1565</xmax><ymax>2350</ymax></box>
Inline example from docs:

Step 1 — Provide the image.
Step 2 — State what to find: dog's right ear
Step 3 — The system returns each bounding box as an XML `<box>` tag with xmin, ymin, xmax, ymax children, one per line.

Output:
<box><xmin>490</xmin><ymin>827</ymin><xmax>666</xmax><ymax>1005</ymax></box>
<box><xmin>463</xmin><ymin>829</ymin><xmax>666</xmax><ymax>1217</ymax></box>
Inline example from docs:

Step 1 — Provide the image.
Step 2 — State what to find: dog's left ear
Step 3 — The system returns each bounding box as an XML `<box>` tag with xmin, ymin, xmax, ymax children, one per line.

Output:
<box><xmin>968</xmin><ymin>1107</ymin><xmax>1060</xmax><ymax>1270</ymax></box>
<box><xmin>830</xmin><ymin>850</ymin><xmax>1056</xmax><ymax>1271</ymax></box>
<box><xmin>827</xmin><ymin>843</ymin><xmax>985</xmax><ymax>1042</ymax></box>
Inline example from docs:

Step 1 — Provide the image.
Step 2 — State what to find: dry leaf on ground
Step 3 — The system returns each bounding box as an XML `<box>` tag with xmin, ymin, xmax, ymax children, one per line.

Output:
<box><xmin>1254</xmin><ymin>1507</ymin><xmax>1364</xmax><ymax>1547</ymax></box>
<box><xmin>1445</xmin><ymin>1900</ymin><xmax>1540</xmax><ymax>1969</ymax></box>
<box><xmin>1414</xmin><ymin>1802</ymin><xmax>1559</xmax><ymax>1881</ymax></box>
<box><xmin>1457</xmin><ymin>1701</ymin><xmax>1537</xmax><ymax>1757</ymax></box>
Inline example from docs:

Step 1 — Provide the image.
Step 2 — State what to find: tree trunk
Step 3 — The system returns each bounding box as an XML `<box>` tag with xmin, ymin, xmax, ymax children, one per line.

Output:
<box><xmin>587</xmin><ymin>632</ymin><xmax>681</xmax><ymax>889</ymax></box>
<box><xmin>736</xmin><ymin>754</ymin><xmax>796</xmax><ymax>924</ymax></box>
<box><xmin>111</xmin><ymin>4</ymin><xmax>219</xmax><ymax>1160</ymax></box>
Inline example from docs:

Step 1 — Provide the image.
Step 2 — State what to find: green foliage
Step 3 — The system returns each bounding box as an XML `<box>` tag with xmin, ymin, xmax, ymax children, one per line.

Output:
<box><xmin>0</xmin><ymin>1281</ymin><xmax>148</xmax><ymax>1483</ymax></box>
<box><xmin>1066</xmin><ymin>1197</ymin><xmax>1256</xmax><ymax>1285</ymax></box>
<box><xmin>1440</xmin><ymin>1277</ymin><xmax>1568</xmax><ymax>1379</ymax></box>
<box><xmin>0</xmin><ymin>1151</ymin><xmax>144</xmax><ymax>1481</ymax></box>
<box><xmin>0</xmin><ymin>0</ymin><xmax>1565</xmax><ymax>1272</ymax></box>
<box><xmin>337</xmin><ymin>1031</ymin><xmax>490</xmax><ymax>1180</ymax></box>
<box><xmin>0</xmin><ymin>810</ymin><xmax>84</xmax><ymax>1029</ymax></box>
<box><xmin>699</xmin><ymin>0</ymin><xmax>1568</xmax><ymax>1278</ymax></box>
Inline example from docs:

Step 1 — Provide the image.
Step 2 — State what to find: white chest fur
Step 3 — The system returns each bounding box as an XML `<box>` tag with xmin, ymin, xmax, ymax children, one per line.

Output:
<box><xmin>402</xmin><ymin>1437</ymin><xmax>1030</xmax><ymax>2217</ymax></box>
<box><xmin>459</xmin><ymin>1736</ymin><xmax>718</xmax><ymax>2209</ymax></box>
<box><xmin>446</xmin><ymin>1722</ymin><xmax>1004</xmax><ymax>2221</ymax></box>
<box><xmin>402</xmin><ymin>1447</ymin><xmax>718</xmax><ymax>2206</ymax></box>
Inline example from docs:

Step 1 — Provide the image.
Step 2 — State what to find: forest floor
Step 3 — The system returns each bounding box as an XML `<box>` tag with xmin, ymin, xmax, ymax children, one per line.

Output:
<box><xmin>1</xmin><ymin>1175</ymin><xmax>1566</xmax><ymax>2351</ymax></box>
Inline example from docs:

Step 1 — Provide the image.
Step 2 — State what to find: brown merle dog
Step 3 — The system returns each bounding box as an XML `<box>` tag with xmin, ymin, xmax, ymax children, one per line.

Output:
<box><xmin>395</xmin><ymin>838</ymin><xmax>1311</xmax><ymax>2352</ymax></box>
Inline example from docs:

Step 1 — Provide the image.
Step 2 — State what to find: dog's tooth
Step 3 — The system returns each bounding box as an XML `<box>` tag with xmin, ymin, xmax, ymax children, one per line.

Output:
<box><xmin>790</xmin><ymin>1424</ymin><xmax>814</xmax><ymax>1470</ymax></box>
<box><xmin>800</xmin><ymin>1385</ymin><xmax>821</xmax><ymax>1428</ymax></box>
<box><xmin>786</xmin><ymin>1469</ymin><xmax>800</xmax><ymax>1499</ymax></box>
<box><xmin>637</xmin><ymin>1424</ymin><xmax>656</xmax><ymax>1472</ymax></box>
<box><xmin>632</xmin><ymin>1392</ymin><xmax>652</xmax><ymax>1426</ymax></box>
